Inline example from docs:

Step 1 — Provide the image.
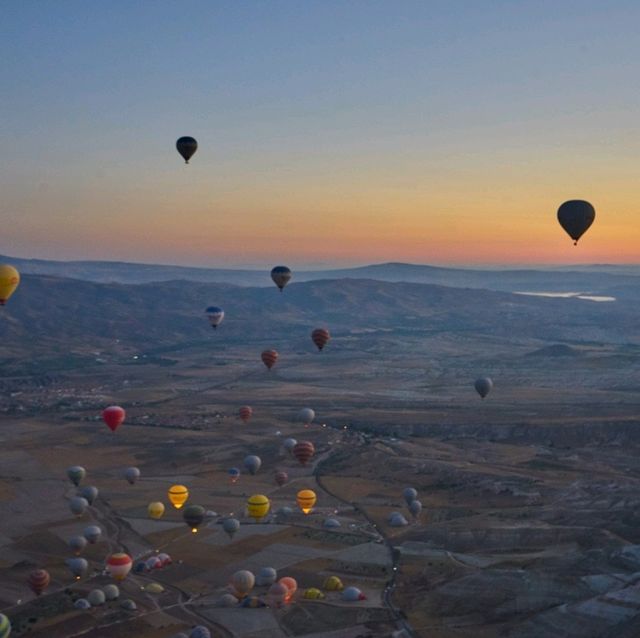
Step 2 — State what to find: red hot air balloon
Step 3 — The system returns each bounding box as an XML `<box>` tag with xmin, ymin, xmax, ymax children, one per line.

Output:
<box><xmin>311</xmin><ymin>328</ymin><xmax>330</xmax><ymax>351</ymax></box>
<box><xmin>28</xmin><ymin>569</ymin><xmax>51</xmax><ymax>596</ymax></box>
<box><xmin>261</xmin><ymin>350</ymin><xmax>279</xmax><ymax>370</ymax></box>
<box><xmin>102</xmin><ymin>406</ymin><xmax>125</xmax><ymax>432</ymax></box>
<box><xmin>239</xmin><ymin>406</ymin><xmax>253</xmax><ymax>423</ymax></box>
<box><xmin>293</xmin><ymin>441</ymin><xmax>315</xmax><ymax>466</ymax></box>
<box><xmin>274</xmin><ymin>470</ymin><xmax>289</xmax><ymax>487</ymax></box>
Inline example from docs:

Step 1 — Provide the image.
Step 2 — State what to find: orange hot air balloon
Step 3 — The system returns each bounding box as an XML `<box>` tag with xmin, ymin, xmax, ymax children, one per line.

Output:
<box><xmin>261</xmin><ymin>350</ymin><xmax>279</xmax><ymax>370</ymax></box>
<box><xmin>239</xmin><ymin>406</ymin><xmax>253</xmax><ymax>423</ymax></box>
<box><xmin>102</xmin><ymin>406</ymin><xmax>125</xmax><ymax>432</ymax></box>
<box><xmin>311</xmin><ymin>328</ymin><xmax>330</xmax><ymax>351</ymax></box>
<box><xmin>296</xmin><ymin>489</ymin><xmax>317</xmax><ymax>515</ymax></box>
<box><xmin>293</xmin><ymin>441</ymin><xmax>315</xmax><ymax>466</ymax></box>
<box><xmin>278</xmin><ymin>576</ymin><xmax>298</xmax><ymax>601</ymax></box>
<box><xmin>0</xmin><ymin>265</ymin><xmax>20</xmax><ymax>306</ymax></box>
<box><xmin>28</xmin><ymin>569</ymin><xmax>50</xmax><ymax>596</ymax></box>
<box><xmin>106</xmin><ymin>553</ymin><xmax>133</xmax><ymax>581</ymax></box>
<box><xmin>274</xmin><ymin>470</ymin><xmax>288</xmax><ymax>487</ymax></box>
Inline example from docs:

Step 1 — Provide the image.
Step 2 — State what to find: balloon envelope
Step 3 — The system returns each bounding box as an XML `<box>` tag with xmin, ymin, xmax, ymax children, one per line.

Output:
<box><xmin>124</xmin><ymin>467</ymin><xmax>140</xmax><ymax>484</ymax></box>
<box><xmin>148</xmin><ymin>501</ymin><xmax>165</xmax><ymax>519</ymax></box>
<box><xmin>297</xmin><ymin>408</ymin><xmax>315</xmax><ymax>425</ymax></box>
<box><xmin>176</xmin><ymin>136</ymin><xmax>198</xmax><ymax>163</ymax></box>
<box><xmin>311</xmin><ymin>328</ymin><xmax>330</xmax><ymax>351</ymax></box>
<box><xmin>293</xmin><ymin>441</ymin><xmax>315</xmax><ymax>466</ymax></box>
<box><xmin>247</xmin><ymin>494</ymin><xmax>270</xmax><ymax>521</ymax></box>
<box><xmin>183</xmin><ymin>504</ymin><xmax>206</xmax><ymax>532</ymax></box>
<box><xmin>244</xmin><ymin>455</ymin><xmax>262</xmax><ymax>475</ymax></box>
<box><xmin>28</xmin><ymin>569</ymin><xmax>50</xmax><ymax>596</ymax></box>
<box><xmin>168</xmin><ymin>485</ymin><xmax>189</xmax><ymax>509</ymax></box>
<box><xmin>80</xmin><ymin>485</ymin><xmax>98</xmax><ymax>505</ymax></box>
<box><xmin>223</xmin><ymin>517</ymin><xmax>240</xmax><ymax>538</ymax></box>
<box><xmin>557</xmin><ymin>199</ymin><xmax>595</xmax><ymax>244</ymax></box>
<box><xmin>270</xmin><ymin>265</ymin><xmax>292</xmax><ymax>291</ymax></box>
<box><xmin>231</xmin><ymin>570</ymin><xmax>255</xmax><ymax>597</ymax></box>
<box><xmin>239</xmin><ymin>406</ymin><xmax>253</xmax><ymax>423</ymax></box>
<box><xmin>474</xmin><ymin>377</ymin><xmax>493</xmax><ymax>399</ymax></box>
<box><xmin>205</xmin><ymin>306</ymin><xmax>224</xmax><ymax>329</ymax></box>
<box><xmin>261</xmin><ymin>349</ymin><xmax>279</xmax><ymax>370</ymax></box>
<box><xmin>67</xmin><ymin>465</ymin><xmax>86</xmax><ymax>486</ymax></box>
<box><xmin>0</xmin><ymin>264</ymin><xmax>20</xmax><ymax>306</ymax></box>
<box><xmin>106</xmin><ymin>553</ymin><xmax>133</xmax><ymax>581</ymax></box>
<box><xmin>102</xmin><ymin>406</ymin><xmax>125</xmax><ymax>432</ymax></box>
<box><xmin>296</xmin><ymin>489</ymin><xmax>317</xmax><ymax>515</ymax></box>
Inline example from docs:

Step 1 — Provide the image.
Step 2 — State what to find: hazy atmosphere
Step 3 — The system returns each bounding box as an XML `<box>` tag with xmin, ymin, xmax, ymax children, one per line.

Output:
<box><xmin>2</xmin><ymin>3</ymin><xmax>640</xmax><ymax>638</ymax></box>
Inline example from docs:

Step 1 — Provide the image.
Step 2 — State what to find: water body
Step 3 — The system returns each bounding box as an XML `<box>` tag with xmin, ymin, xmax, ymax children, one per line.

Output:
<box><xmin>515</xmin><ymin>291</ymin><xmax>616</xmax><ymax>302</ymax></box>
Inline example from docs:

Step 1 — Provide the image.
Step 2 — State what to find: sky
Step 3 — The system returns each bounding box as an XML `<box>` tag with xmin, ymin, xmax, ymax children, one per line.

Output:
<box><xmin>1</xmin><ymin>1</ymin><xmax>639</xmax><ymax>268</ymax></box>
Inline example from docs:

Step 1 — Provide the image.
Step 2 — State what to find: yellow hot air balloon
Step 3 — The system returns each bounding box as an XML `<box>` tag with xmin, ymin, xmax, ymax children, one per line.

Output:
<box><xmin>168</xmin><ymin>485</ymin><xmax>189</xmax><ymax>509</ymax></box>
<box><xmin>0</xmin><ymin>265</ymin><xmax>20</xmax><ymax>306</ymax></box>
<box><xmin>148</xmin><ymin>501</ymin><xmax>165</xmax><ymax>520</ymax></box>
<box><xmin>296</xmin><ymin>489</ymin><xmax>316</xmax><ymax>515</ymax></box>
<box><xmin>247</xmin><ymin>494</ymin><xmax>270</xmax><ymax>521</ymax></box>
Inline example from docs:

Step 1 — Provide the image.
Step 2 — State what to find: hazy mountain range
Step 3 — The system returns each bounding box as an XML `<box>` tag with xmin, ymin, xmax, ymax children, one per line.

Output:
<box><xmin>2</xmin><ymin>254</ymin><xmax>640</xmax><ymax>293</ymax></box>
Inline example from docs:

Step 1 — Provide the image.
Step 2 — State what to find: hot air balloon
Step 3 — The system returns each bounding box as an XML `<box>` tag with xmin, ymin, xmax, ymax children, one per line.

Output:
<box><xmin>0</xmin><ymin>613</ymin><xmax>11</xmax><ymax>638</ymax></box>
<box><xmin>342</xmin><ymin>586</ymin><xmax>366</xmax><ymax>601</ymax></box>
<box><xmin>261</xmin><ymin>349</ymin><xmax>278</xmax><ymax>370</ymax></box>
<box><xmin>83</xmin><ymin>525</ymin><xmax>102</xmax><ymax>544</ymax></box>
<box><xmin>148</xmin><ymin>501</ymin><xmax>165</xmax><ymax>519</ymax></box>
<box><xmin>228</xmin><ymin>467</ymin><xmax>240</xmax><ymax>484</ymax></box>
<box><xmin>323</xmin><ymin>575</ymin><xmax>344</xmax><ymax>591</ymax></box>
<box><xmin>190</xmin><ymin>627</ymin><xmax>211</xmax><ymax>638</ymax></box>
<box><xmin>270</xmin><ymin>266</ymin><xmax>292</xmax><ymax>291</ymax></box>
<box><xmin>557</xmin><ymin>200</ymin><xmax>596</xmax><ymax>245</ymax></box>
<box><xmin>408</xmin><ymin>499</ymin><xmax>423</xmax><ymax>519</ymax></box>
<box><xmin>296</xmin><ymin>489</ymin><xmax>316</xmax><ymax>515</ymax></box>
<box><xmin>183</xmin><ymin>504</ymin><xmax>205</xmax><ymax>533</ymax></box>
<box><xmin>146</xmin><ymin>556</ymin><xmax>162</xmax><ymax>571</ymax></box>
<box><xmin>69</xmin><ymin>535</ymin><xmax>87</xmax><ymax>555</ymax></box>
<box><xmin>176</xmin><ymin>136</ymin><xmax>198</xmax><ymax>164</ymax></box>
<box><xmin>121</xmin><ymin>599</ymin><xmax>137</xmax><ymax>611</ymax></box>
<box><xmin>87</xmin><ymin>589</ymin><xmax>106</xmax><ymax>606</ymax></box>
<box><xmin>244</xmin><ymin>455</ymin><xmax>262</xmax><ymax>475</ymax></box>
<box><xmin>257</xmin><ymin>567</ymin><xmax>277</xmax><ymax>587</ymax></box>
<box><xmin>102</xmin><ymin>406</ymin><xmax>125</xmax><ymax>432</ymax></box>
<box><xmin>168</xmin><ymin>485</ymin><xmax>189</xmax><ymax>509</ymax></box>
<box><xmin>74</xmin><ymin>598</ymin><xmax>91</xmax><ymax>610</ymax></box>
<box><xmin>205</xmin><ymin>306</ymin><xmax>225</xmax><ymax>329</ymax></box>
<box><xmin>297</xmin><ymin>408</ymin><xmax>315</xmax><ymax>426</ymax></box>
<box><xmin>474</xmin><ymin>377</ymin><xmax>493</xmax><ymax>399</ymax></box>
<box><xmin>283</xmin><ymin>437</ymin><xmax>297</xmax><ymax>453</ymax></box>
<box><xmin>124</xmin><ymin>467</ymin><xmax>140</xmax><ymax>485</ymax></box>
<box><xmin>28</xmin><ymin>569</ymin><xmax>50</xmax><ymax>596</ymax></box>
<box><xmin>267</xmin><ymin>581</ymin><xmax>289</xmax><ymax>607</ymax></box>
<box><xmin>278</xmin><ymin>576</ymin><xmax>298</xmax><ymax>600</ymax></box>
<box><xmin>106</xmin><ymin>553</ymin><xmax>133</xmax><ymax>581</ymax></box>
<box><xmin>69</xmin><ymin>496</ymin><xmax>89</xmax><ymax>517</ymax></box>
<box><xmin>389</xmin><ymin>511</ymin><xmax>408</xmax><ymax>527</ymax></box>
<box><xmin>239</xmin><ymin>406</ymin><xmax>253</xmax><ymax>423</ymax></box>
<box><xmin>67</xmin><ymin>466</ymin><xmax>86</xmax><ymax>487</ymax></box>
<box><xmin>158</xmin><ymin>553</ymin><xmax>172</xmax><ymax>567</ymax></box>
<box><xmin>304</xmin><ymin>587</ymin><xmax>325</xmax><ymax>600</ymax></box>
<box><xmin>274</xmin><ymin>470</ymin><xmax>288</xmax><ymax>487</ymax></box>
<box><xmin>402</xmin><ymin>487</ymin><xmax>418</xmax><ymax>506</ymax></box>
<box><xmin>311</xmin><ymin>328</ymin><xmax>330</xmax><ymax>351</ymax></box>
<box><xmin>79</xmin><ymin>485</ymin><xmax>98</xmax><ymax>505</ymax></box>
<box><xmin>66</xmin><ymin>557</ymin><xmax>88</xmax><ymax>579</ymax></box>
<box><xmin>324</xmin><ymin>517</ymin><xmax>341</xmax><ymax>529</ymax></box>
<box><xmin>231</xmin><ymin>570</ymin><xmax>255</xmax><ymax>598</ymax></box>
<box><xmin>293</xmin><ymin>441</ymin><xmax>315</xmax><ymax>466</ymax></box>
<box><xmin>104</xmin><ymin>584</ymin><xmax>120</xmax><ymax>601</ymax></box>
<box><xmin>0</xmin><ymin>264</ymin><xmax>20</xmax><ymax>306</ymax></box>
<box><xmin>247</xmin><ymin>494</ymin><xmax>270</xmax><ymax>521</ymax></box>
<box><xmin>222</xmin><ymin>517</ymin><xmax>240</xmax><ymax>539</ymax></box>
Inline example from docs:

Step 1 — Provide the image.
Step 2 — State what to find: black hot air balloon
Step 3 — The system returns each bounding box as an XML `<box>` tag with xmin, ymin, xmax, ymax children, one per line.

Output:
<box><xmin>557</xmin><ymin>200</ymin><xmax>595</xmax><ymax>245</ymax></box>
<box><xmin>176</xmin><ymin>136</ymin><xmax>198</xmax><ymax>164</ymax></box>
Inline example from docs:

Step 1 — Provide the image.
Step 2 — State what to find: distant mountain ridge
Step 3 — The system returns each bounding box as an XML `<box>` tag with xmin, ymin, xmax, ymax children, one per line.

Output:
<box><xmin>1</xmin><ymin>255</ymin><xmax>639</xmax><ymax>293</ymax></box>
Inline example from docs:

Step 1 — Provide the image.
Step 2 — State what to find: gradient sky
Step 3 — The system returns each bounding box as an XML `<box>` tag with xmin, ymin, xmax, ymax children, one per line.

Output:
<box><xmin>2</xmin><ymin>1</ymin><xmax>639</xmax><ymax>268</ymax></box>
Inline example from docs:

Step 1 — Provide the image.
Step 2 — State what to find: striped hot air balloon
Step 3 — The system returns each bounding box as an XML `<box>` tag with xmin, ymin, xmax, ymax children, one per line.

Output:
<box><xmin>261</xmin><ymin>350</ymin><xmax>278</xmax><ymax>370</ymax></box>
<box><xmin>239</xmin><ymin>406</ymin><xmax>253</xmax><ymax>423</ymax></box>
<box><xmin>106</xmin><ymin>553</ymin><xmax>133</xmax><ymax>581</ymax></box>
<box><xmin>28</xmin><ymin>569</ymin><xmax>50</xmax><ymax>596</ymax></box>
<box><xmin>296</xmin><ymin>490</ymin><xmax>317</xmax><ymax>515</ymax></box>
<box><xmin>311</xmin><ymin>328</ymin><xmax>330</xmax><ymax>351</ymax></box>
<box><xmin>292</xmin><ymin>441</ymin><xmax>315</xmax><ymax>466</ymax></box>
